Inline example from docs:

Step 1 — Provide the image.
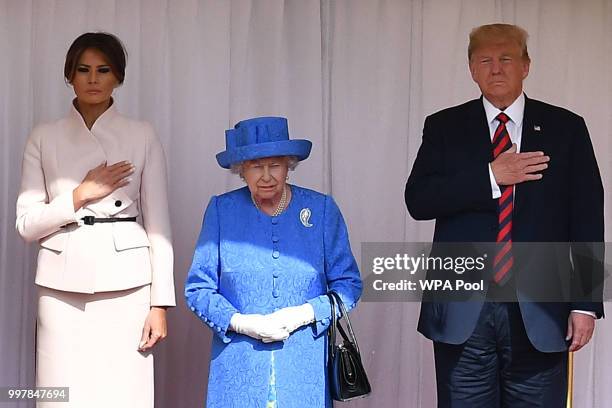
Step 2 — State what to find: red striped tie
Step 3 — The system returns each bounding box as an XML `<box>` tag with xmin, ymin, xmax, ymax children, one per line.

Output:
<box><xmin>492</xmin><ymin>112</ymin><xmax>513</xmax><ymax>285</ymax></box>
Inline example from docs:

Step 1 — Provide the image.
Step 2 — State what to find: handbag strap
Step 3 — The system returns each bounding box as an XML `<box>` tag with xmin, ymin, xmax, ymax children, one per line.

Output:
<box><xmin>328</xmin><ymin>292</ymin><xmax>338</xmax><ymax>359</ymax></box>
<box><xmin>327</xmin><ymin>291</ymin><xmax>361</xmax><ymax>354</ymax></box>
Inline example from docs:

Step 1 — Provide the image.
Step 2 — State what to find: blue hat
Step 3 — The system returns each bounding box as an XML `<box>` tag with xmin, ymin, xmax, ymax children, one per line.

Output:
<box><xmin>216</xmin><ymin>117</ymin><xmax>312</xmax><ymax>168</ymax></box>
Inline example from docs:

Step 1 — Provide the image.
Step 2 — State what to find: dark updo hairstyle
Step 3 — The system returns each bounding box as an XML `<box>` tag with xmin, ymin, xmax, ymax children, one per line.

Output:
<box><xmin>64</xmin><ymin>32</ymin><xmax>128</xmax><ymax>84</ymax></box>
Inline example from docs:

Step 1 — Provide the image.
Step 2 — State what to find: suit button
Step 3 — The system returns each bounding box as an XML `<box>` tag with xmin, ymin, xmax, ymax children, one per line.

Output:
<box><xmin>115</xmin><ymin>200</ymin><xmax>122</xmax><ymax>207</ymax></box>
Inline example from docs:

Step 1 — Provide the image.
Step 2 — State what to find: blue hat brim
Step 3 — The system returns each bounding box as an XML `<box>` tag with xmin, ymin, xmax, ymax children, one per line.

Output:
<box><xmin>216</xmin><ymin>140</ymin><xmax>312</xmax><ymax>169</ymax></box>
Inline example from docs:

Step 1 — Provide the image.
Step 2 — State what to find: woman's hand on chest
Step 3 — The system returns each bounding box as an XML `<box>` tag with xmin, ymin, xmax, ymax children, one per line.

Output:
<box><xmin>73</xmin><ymin>160</ymin><xmax>135</xmax><ymax>210</ymax></box>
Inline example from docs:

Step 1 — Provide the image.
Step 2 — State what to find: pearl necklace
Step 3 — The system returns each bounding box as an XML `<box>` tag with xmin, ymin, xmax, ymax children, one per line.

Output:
<box><xmin>252</xmin><ymin>185</ymin><xmax>288</xmax><ymax>217</ymax></box>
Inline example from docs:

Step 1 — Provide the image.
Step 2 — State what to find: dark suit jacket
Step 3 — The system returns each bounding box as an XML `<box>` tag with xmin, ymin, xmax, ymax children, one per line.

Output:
<box><xmin>405</xmin><ymin>95</ymin><xmax>604</xmax><ymax>352</ymax></box>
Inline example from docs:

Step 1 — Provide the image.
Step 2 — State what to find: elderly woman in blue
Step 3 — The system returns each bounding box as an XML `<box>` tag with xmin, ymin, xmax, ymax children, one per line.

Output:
<box><xmin>185</xmin><ymin>117</ymin><xmax>362</xmax><ymax>408</ymax></box>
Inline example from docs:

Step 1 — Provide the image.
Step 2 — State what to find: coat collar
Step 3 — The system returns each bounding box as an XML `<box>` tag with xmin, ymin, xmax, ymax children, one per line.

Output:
<box><xmin>69</xmin><ymin>98</ymin><xmax>119</xmax><ymax>131</ymax></box>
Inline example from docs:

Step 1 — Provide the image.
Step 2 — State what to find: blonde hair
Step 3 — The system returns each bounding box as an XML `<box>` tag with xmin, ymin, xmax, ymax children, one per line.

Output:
<box><xmin>468</xmin><ymin>23</ymin><xmax>530</xmax><ymax>62</ymax></box>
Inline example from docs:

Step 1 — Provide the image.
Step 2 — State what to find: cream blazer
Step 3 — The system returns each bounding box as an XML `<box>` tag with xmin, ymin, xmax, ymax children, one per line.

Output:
<box><xmin>16</xmin><ymin>102</ymin><xmax>175</xmax><ymax>306</ymax></box>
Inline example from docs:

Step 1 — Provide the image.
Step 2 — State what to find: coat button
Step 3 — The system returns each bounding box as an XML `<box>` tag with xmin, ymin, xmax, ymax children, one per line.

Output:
<box><xmin>272</xmin><ymin>250</ymin><xmax>280</xmax><ymax>259</ymax></box>
<box><xmin>271</xmin><ymin>218</ymin><xmax>278</xmax><ymax>225</ymax></box>
<box><xmin>272</xmin><ymin>235</ymin><xmax>279</xmax><ymax>243</ymax></box>
<box><xmin>115</xmin><ymin>200</ymin><xmax>122</xmax><ymax>207</ymax></box>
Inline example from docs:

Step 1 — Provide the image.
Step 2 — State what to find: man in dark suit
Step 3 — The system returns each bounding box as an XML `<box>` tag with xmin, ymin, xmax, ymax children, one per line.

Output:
<box><xmin>405</xmin><ymin>23</ymin><xmax>604</xmax><ymax>407</ymax></box>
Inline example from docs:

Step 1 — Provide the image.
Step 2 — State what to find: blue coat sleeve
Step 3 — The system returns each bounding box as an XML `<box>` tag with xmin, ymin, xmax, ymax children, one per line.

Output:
<box><xmin>307</xmin><ymin>195</ymin><xmax>363</xmax><ymax>337</ymax></box>
<box><xmin>184</xmin><ymin>196</ymin><xmax>238</xmax><ymax>343</ymax></box>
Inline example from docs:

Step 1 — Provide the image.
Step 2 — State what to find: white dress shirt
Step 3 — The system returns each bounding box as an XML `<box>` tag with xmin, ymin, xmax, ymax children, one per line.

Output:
<box><xmin>485</xmin><ymin>93</ymin><xmax>524</xmax><ymax>199</ymax></box>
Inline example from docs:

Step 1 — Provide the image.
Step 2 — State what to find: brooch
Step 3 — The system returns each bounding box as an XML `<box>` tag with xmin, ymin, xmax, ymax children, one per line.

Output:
<box><xmin>300</xmin><ymin>208</ymin><xmax>313</xmax><ymax>227</ymax></box>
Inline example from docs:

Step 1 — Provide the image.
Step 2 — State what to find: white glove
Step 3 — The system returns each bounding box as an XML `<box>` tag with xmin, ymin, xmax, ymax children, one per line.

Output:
<box><xmin>266</xmin><ymin>304</ymin><xmax>315</xmax><ymax>334</ymax></box>
<box><xmin>229</xmin><ymin>313</ymin><xmax>289</xmax><ymax>343</ymax></box>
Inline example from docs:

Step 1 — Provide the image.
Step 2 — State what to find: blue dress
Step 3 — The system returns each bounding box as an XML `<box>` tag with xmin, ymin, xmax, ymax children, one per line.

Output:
<box><xmin>185</xmin><ymin>185</ymin><xmax>362</xmax><ymax>408</ymax></box>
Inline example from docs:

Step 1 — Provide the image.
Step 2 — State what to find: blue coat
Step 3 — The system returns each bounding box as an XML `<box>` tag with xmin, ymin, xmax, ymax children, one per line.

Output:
<box><xmin>185</xmin><ymin>185</ymin><xmax>362</xmax><ymax>407</ymax></box>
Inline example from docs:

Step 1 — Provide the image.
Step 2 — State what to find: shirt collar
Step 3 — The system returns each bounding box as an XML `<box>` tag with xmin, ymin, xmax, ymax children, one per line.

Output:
<box><xmin>482</xmin><ymin>93</ymin><xmax>525</xmax><ymax>126</ymax></box>
<box><xmin>69</xmin><ymin>97</ymin><xmax>118</xmax><ymax>130</ymax></box>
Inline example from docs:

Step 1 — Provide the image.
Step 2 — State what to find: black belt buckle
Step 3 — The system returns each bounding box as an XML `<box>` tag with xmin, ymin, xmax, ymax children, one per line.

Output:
<box><xmin>81</xmin><ymin>216</ymin><xmax>95</xmax><ymax>225</ymax></box>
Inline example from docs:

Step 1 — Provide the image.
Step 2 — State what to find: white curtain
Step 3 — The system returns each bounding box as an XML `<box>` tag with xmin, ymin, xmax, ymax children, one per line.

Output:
<box><xmin>1</xmin><ymin>1</ymin><xmax>611</xmax><ymax>407</ymax></box>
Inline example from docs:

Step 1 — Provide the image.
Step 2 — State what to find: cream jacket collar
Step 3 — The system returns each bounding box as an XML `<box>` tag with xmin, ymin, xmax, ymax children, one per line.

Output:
<box><xmin>69</xmin><ymin>98</ymin><xmax>119</xmax><ymax>131</ymax></box>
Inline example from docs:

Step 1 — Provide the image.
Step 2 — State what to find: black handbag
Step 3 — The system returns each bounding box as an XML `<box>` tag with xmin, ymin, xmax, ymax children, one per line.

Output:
<box><xmin>327</xmin><ymin>291</ymin><xmax>372</xmax><ymax>401</ymax></box>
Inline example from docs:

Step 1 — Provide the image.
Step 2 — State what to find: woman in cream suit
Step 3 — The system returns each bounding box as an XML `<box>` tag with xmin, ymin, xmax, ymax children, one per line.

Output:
<box><xmin>15</xmin><ymin>32</ymin><xmax>175</xmax><ymax>407</ymax></box>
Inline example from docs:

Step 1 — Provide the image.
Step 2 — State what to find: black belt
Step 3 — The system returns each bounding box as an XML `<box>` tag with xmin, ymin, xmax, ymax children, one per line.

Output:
<box><xmin>80</xmin><ymin>216</ymin><xmax>137</xmax><ymax>225</ymax></box>
<box><xmin>61</xmin><ymin>216</ymin><xmax>137</xmax><ymax>228</ymax></box>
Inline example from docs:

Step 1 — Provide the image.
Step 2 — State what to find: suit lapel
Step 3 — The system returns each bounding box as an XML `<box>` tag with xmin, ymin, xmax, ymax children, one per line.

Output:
<box><xmin>464</xmin><ymin>98</ymin><xmax>498</xmax><ymax>214</ymax></box>
<box><xmin>514</xmin><ymin>96</ymin><xmax>543</xmax><ymax>219</ymax></box>
<box><xmin>467</xmin><ymin>97</ymin><xmax>494</xmax><ymax>163</ymax></box>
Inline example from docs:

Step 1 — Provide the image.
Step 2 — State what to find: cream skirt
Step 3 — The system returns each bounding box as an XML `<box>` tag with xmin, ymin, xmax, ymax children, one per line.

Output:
<box><xmin>36</xmin><ymin>285</ymin><xmax>153</xmax><ymax>408</ymax></box>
